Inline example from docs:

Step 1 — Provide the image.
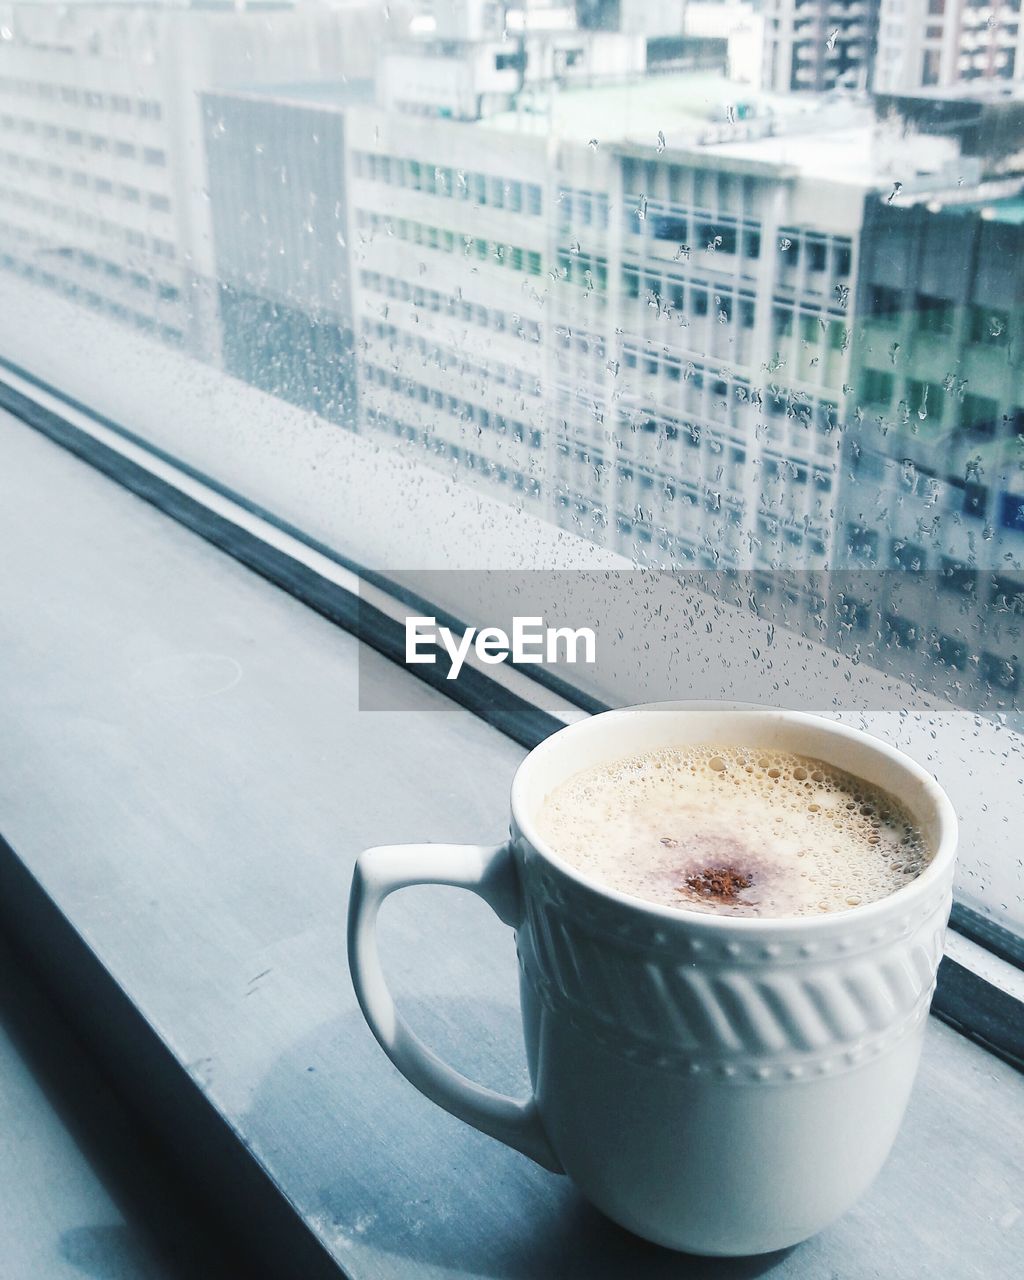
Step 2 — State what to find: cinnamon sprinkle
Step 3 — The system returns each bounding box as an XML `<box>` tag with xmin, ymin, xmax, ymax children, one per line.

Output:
<box><xmin>680</xmin><ymin>866</ymin><xmax>753</xmax><ymax>903</ymax></box>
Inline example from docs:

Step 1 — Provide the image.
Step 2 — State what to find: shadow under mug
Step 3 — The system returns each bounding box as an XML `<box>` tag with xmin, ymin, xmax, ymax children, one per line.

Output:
<box><xmin>348</xmin><ymin>702</ymin><xmax>958</xmax><ymax>1256</ymax></box>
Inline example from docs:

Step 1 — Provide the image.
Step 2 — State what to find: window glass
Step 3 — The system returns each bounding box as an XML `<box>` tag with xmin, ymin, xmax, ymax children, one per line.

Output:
<box><xmin>0</xmin><ymin>2</ymin><xmax>1022</xmax><ymax>935</ymax></box>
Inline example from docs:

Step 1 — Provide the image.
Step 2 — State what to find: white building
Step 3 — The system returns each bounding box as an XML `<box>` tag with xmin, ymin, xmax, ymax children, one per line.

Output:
<box><xmin>347</xmin><ymin>106</ymin><xmax>551</xmax><ymax>500</ymax></box>
<box><xmin>374</xmin><ymin>0</ymin><xmax>722</xmax><ymax>122</ymax></box>
<box><xmin>376</xmin><ymin>0</ymin><xmax>659</xmax><ymax>121</ymax></box>
<box><xmin>761</xmin><ymin>0</ymin><xmax>873</xmax><ymax>94</ymax></box>
<box><xmin>686</xmin><ymin>0</ymin><xmax>765</xmax><ymax>87</ymax></box>
<box><xmin>347</xmin><ymin>69</ymin><xmax>968</xmax><ymax>569</ymax></box>
<box><xmin>0</xmin><ymin>0</ymin><xmax>394</xmax><ymax>353</ymax></box>
<box><xmin>874</xmin><ymin>0</ymin><xmax>1024</xmax><ymax>93</ymax></box>
<box><xmin>376</xmin><ymin>26</ymin><xmax>648</xmax><ymax>120</ymax></box>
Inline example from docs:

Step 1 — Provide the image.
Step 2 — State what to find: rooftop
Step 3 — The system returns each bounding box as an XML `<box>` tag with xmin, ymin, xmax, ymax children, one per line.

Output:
<box><xmin>479</xmin><ymin>73</ymin><xmax>966</xmax><ymax>192</ymax></box>
<box><xmin>204</xmin><ymin>78</ymin><xmax>375</xmax><ymax>112</ymax></box>
<box><xmin>703</xmin><ymin>118</ymin><xmax>965</xmax><ymax>190</ymax></box>
<box><xmin>480</xmin><ymin>72</ymin><xmax>817</xmax><ymax>146</ymax></box>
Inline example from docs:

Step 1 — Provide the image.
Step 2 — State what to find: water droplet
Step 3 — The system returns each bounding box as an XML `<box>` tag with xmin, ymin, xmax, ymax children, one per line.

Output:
<box><xmin>656</xmin><ymin>130</ymin><xmax>666</xmax><ymax>153</ymax></box>
<box><xmin>826</xmin><ymin>28</ymin><xmax>839</xmax><ymax>51</ymax></box>
<box><xmin>887</xmin><ymin>181</ymin><xmax>903</xmax><ymax>204</ymax></box>
<box><xmin>636</xmin><ymin>195</ymin><xmax>647</xmax><ymax>222</ymax></box>
<box><xmin>588</xmin><ymin>138</ymin><xmax>599</xmax><ymax>151</ymax></box>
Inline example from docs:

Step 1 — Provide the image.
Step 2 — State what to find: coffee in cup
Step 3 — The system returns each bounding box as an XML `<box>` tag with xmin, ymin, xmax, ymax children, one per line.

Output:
<box><xmin>536</xmin><ymin>745</ymin><xmax>930</xmax><ymax>918</ymax></box>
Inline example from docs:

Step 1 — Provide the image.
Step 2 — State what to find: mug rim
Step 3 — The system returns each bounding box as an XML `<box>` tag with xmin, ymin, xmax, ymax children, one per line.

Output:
<box><xmin>509</xmin><ymin>700</ymin><xmax>958</xmax><ymax>933</ymax></box>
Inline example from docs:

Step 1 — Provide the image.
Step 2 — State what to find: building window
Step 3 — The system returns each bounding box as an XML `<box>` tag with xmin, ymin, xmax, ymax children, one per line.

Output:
<box><xmin>960</xmin><ymin>394</ymin><xmax>998</xmax><ymax>438</ymax></box>
<box><xmin>907</xmin><ymin>378</ymin><xmax>944</xmax><ymax>420</ymax></box>
<box><xmin>652</xmin><ymin>213</ymin><xmax>688</xmax><ymax>241</ymax></box>
<box><xmin>861</xmin><ymin>368</ymin><xmax>894</xmax><ymax>407</ymax></box>
<box><xmin>892</xmin><ymin>539</ymin><xmax>925</xmax><ymax>570</ymax></box>
<box><xmin>921</xmin><ymin>49</ymin><xmax>941</xmax><ymax>86</ymax></box>
<box><xmin>885</xmin><ymin>613</ymin><xmax>919</xmax><ymax>650</ymax></box>
<box><xmin>963</xmin><ymin>482</ymin><xmax>988</xmax><ymax>518</ymax></box>
<box><xmin>992</xmin><ymin>575</ymin><xmax>1024</xmax><ymax>616</ymax></box>
<box><xmin>937</xmin><ymin>635</ymin><xmax>967</xmax><ymax>669</ymax></box>
<box><xmin>696</xmin><ymin>222</ymin><xmax>737</xmax><ymax>254</ymax></box>
<box><xmin>836</xmin><ymin>596</ymin><xmax>871</xmax><ymax>631</ymax></box>
<box><xmin>981</xmin><ymin>653</ymin><xmax>1020</xmax><ymax>693</ymax></box>
<box><xmin>846</xmin><ymin>523</ymin><xmax>879</xmax><ymax>563</ymax></box>
<box><xmin>940</xmin><ymin>558</ymin><xmax>976</xmax><ymax>596</ymax></box>
<box><xmin>868</xmin><ymin>284</ymin><xmax>901</xmax><ymax>321</ymax></box>
<box><xmin>916</xmin><ymin>293</ymin><xmax>955</xmax><ymax>335</ymax></box>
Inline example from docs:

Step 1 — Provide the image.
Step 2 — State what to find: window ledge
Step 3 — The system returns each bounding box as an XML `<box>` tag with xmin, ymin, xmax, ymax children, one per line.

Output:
<box><xmin>1</xmin><ymin>409</ymin><xmax>1021</xmax><ymax>1278</ymax></box>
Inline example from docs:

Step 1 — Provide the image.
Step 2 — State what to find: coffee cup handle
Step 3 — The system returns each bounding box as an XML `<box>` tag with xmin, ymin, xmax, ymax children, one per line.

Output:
<box><xmin>348</xmin><ymin>840</ymin><xmax>563</xmax><ymax>1173</ymax></box>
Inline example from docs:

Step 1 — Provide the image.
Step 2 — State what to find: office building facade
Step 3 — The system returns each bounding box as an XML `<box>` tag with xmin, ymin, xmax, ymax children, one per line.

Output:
<box><xmin>874</xmin><ymin>0</ymin><xmax>1024</xmax><ymax>93</ymax></box>
<box><xmin>0</xmin><ymin>0</ymin><xmax>390</xmax><ymax>355</ymax></box>
<box><xmin>831</xmin><ymin>185</ymin><xmax>1024</xmax><ymax>702</ymax></box>
<box><xmin>762</xmin><ymin>0</ymin><xmax>876</xmax><ymax>93</ymax></box>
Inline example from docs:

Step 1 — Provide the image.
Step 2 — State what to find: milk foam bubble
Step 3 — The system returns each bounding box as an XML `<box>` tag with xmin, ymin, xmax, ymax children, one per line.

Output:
<box><xmin>535</xmin><ymin>746</ymin><xmax>930</xmax><ymax>918</ymax></box>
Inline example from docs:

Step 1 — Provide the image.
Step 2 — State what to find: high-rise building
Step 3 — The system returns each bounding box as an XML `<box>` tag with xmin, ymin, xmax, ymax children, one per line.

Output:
<box><xmin>375</xmin><ymin>0</ymin><xmax>697</xmax><ymax>122</ymax></box>
<box><xmin>830</xmin><ymin>181</ymin><xmax>1024</xmax><ymax>701</ymax></box>
<box><xmin>0</xmin><ymin>0</ymin><xmax>395</xmax><ymax>355</ymax></box>
<box><xmin>763</xmin><ymin>0</ymin><xmax>1024</xmax><ymax>96</ymax></box>
<box><xmin>340</xmin><ymin>72</ymin><xmax>966</xmax><ymax>571</ymax></box>
<box><xmin>686</xmin><ymin>1</ymin><xmax>766</xmax><ymax>87</ymax></box>
<box><xmin>346</xmin><ymin>105</ymin><xmax>551</xmax><ymax>499</ymax></box>
<box><xmin>873</xmin><ymin>0</ymin><xmax>1024</xmax><ymax>93</ymax></box>
<box><xmin>762</xmin><ymin>0</ymin><xmax>876</xmax><ymax>93</ymax></box>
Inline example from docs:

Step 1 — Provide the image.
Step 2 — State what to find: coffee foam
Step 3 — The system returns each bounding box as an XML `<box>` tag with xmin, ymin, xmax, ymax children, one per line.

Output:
<box><xmin>535</xmin><ymin>745</ymin><xmax>931</xmax><ymax>918</ymax></box>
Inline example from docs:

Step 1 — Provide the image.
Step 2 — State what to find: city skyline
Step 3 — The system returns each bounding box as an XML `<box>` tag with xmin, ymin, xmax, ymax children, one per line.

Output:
<box><xmin>1</xmin><ymin>0</ymin><xmax>1023</xmax><ymax>711</ymax></box>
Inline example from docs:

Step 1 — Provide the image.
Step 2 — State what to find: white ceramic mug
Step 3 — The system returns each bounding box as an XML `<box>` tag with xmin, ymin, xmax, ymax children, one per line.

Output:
<box><xmin>348</xmin><ymin>703</ymin><xmax>957</xmax><ymax>1256</ymax></box>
